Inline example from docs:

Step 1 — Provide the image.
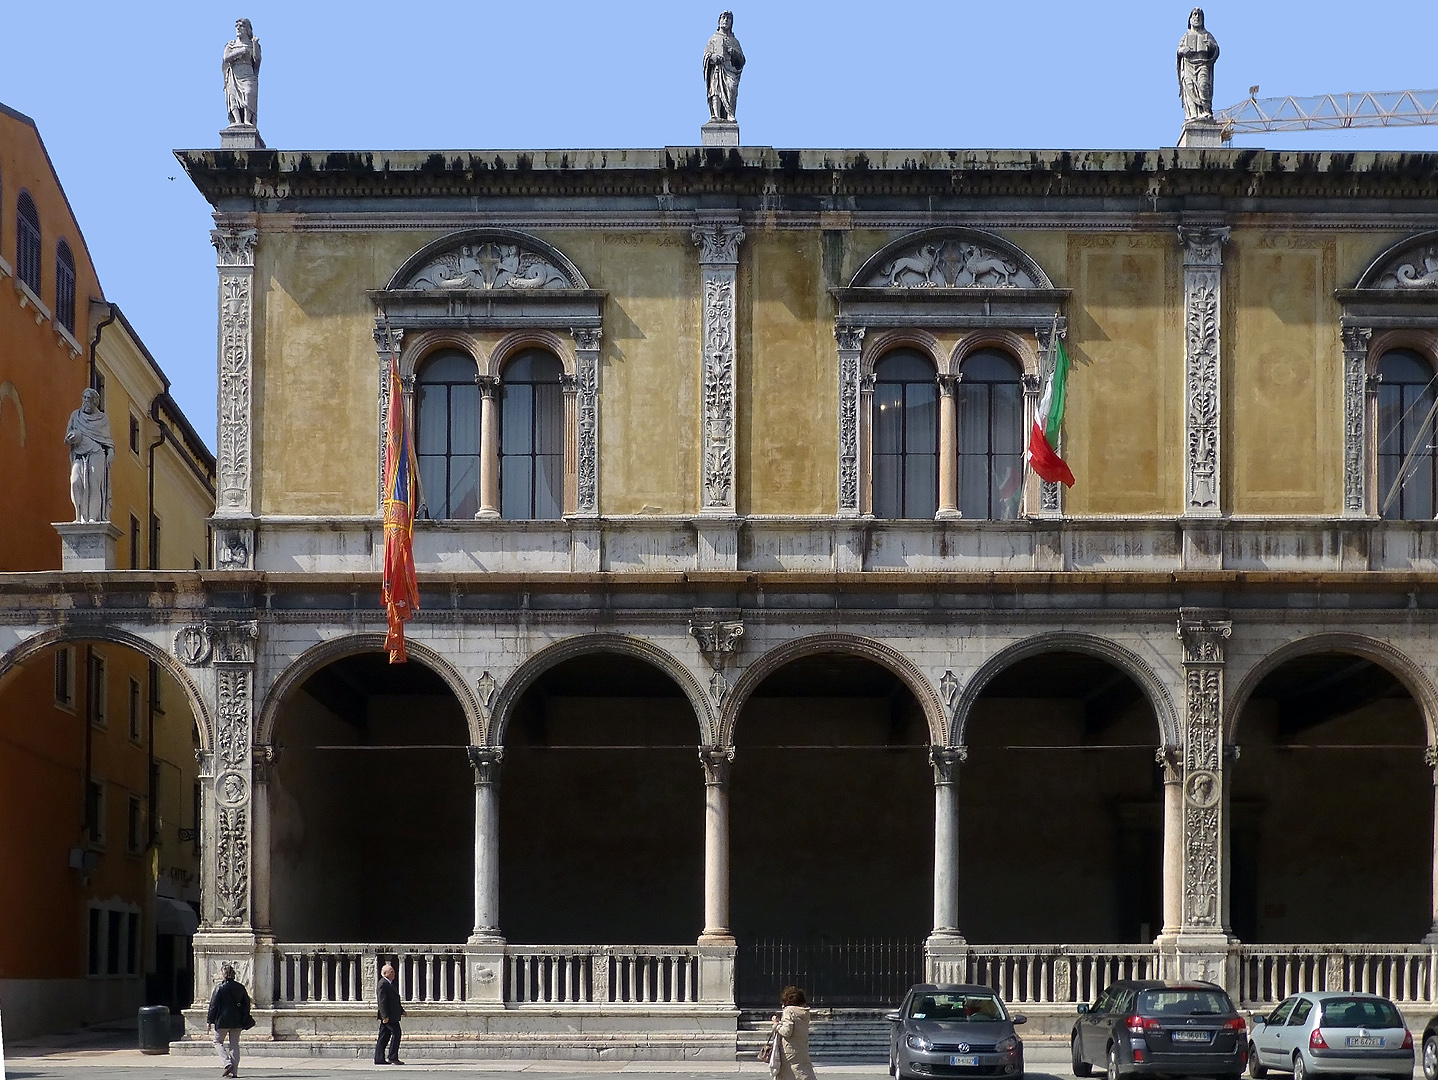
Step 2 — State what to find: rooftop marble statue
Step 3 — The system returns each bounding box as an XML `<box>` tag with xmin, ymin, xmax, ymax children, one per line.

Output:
<box><xmin>65</xmin><ymin>388</ymin><xmax>113</xmax><ymax>524</ymax></box>
<box><xmin>703</xmin><ymin>11</ymin><xmax>745</xmax><ymax>124</ymax></box>
<box><xmin>223</xmin><ymin>18</ymin><xmax>262</xmax><ymax>128</ymax></box>
<box><xmin>1177</xmin><ymin>8</ymin><xmax>1220</xmax><ymax>123</ymax></box>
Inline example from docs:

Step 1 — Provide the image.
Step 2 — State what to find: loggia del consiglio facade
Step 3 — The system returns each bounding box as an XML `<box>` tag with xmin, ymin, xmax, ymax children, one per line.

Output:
<box><xmin>10</xmin><ymin>138</ymin><xmax>1438</xmax><ymax>1057</ymax></box>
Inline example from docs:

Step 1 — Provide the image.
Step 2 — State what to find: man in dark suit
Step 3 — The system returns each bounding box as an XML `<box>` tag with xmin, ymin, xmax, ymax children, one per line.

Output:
<box><xmin>374</xmin><ymin>962</ymin><xmax>405</xmax><ymax>1065</ymax></box>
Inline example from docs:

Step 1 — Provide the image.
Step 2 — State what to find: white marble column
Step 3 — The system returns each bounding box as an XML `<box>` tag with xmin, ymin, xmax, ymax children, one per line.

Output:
<box><xmin>699</xmin><ymin>747</ymin><xmax>734</xmax><ymax>943</ymax></box>
<box><xmin>835</xmin><ymin>326</ymin><xmax>865</xmax><ymax>517</ymax></box>
<box><xmin>930</xmin><ymin>746</ymin><xmax>966</xmax><ymax>939</ymax></box>
<box><xmin>477</xmin><ymin>377</ymin><xmax>500</xmax><ymax>518</ymax></box>
<box><xmin>210</xmin><ymin>226</ymin><xmax>258</xmax><ymax>569</ymax></box>
<box><xmin>692</xmin><ymin>216</ymin><xmax>745</xmax><ymax>515</ymax></box>
<box><xmin>1158</xmin><ymin>748</ymin><xmax>1183</xmax><ymax>938</ymax></box>
<box><xmin>937</xmin><ymin>375</ymin><xmax>959</xmax><ymax>519</ymax></box>
<box><xmin>1178</xmin><ymin>224</ymin><xmax>1230</xmax><ymax>518</ymax></box>
<box><xmin>468</xmin><ymin>746</ymin><xmax>503</xmax><ymax>941</ymax></box>
<box><xmin>1342</xmin><ymin>325</ymin><xmax>1374</xmax><ymax>516</ymax></box>
<box><xmin>1425</xmin><ymin>747</ymin><xmax>1438</xmax><ymax>943</ymax></box>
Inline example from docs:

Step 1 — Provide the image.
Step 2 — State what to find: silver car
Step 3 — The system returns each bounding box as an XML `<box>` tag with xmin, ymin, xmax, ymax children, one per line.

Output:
<box><xmin>1248</xmin><ymin>992</ymin><xmax>1414</xmax><ymax>1080</ymax></box>
<box><xmin>886</xmin><ymin>983</ymin><xmax>1026</xmax><ymax>1080</ymax></box>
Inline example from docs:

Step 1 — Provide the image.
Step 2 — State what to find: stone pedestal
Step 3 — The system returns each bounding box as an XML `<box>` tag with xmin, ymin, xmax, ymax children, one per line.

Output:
<box><xmin>701</xmin><ymin>121</ymin><xmax>739</xmax><ymax>147</ymax></box>
<box><xmin>53</xmin><ymin>522</ymin><xmax>121</xmax><ymax>571</ymax></box>
<box><xmin>1178</xmin><ymin>120</ymin><xmax>1223</xmax><ymax>148</ymax></box>
<box><xmin>465</xmin><ymin>941</ymin><xmax>506</xmax><ymax>1004</ymax></box>
<box><xmin>220</xmin><ymin>124</ymin><xmax>265</xmax><ymax>150</ymax></box>
<box><xmin>697</xmin><ymin>940</ymin><xmax>737</xmax><ymax>1004</ymax></box>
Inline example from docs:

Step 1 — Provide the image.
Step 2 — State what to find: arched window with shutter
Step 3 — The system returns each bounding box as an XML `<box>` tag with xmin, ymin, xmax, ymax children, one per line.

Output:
<box><xmin>414</xmin><ymin>349</ymin><xmax>480</xmax><ymax>519</ymax></box>
<box><xmin>55</xmin><ymin>240</ymin><xmax>76</xmax><ymax>334</ymax></box>
<box><xmin>957</xmin><ymin>349</ymin><xmax>1024</xmax><ymax>520</ymax></box>
<box><xmin>16</xmin><ymin>191</ymin><xmax>41</xmax><ymax>295</ymax></box>
<box><xmin>872</xmin><ymin>349</ymin><xmax>938</xmax><ymax>519</ymax></box>
<box><xmin>1376</xmin><ymin>348</ymin><xmax>1438</xmax><ymax>521</ymax></box>
<box><xmin>499</xmin><ymin>349</ymin><xmax>564</xmax><ymax>520</ymax></box>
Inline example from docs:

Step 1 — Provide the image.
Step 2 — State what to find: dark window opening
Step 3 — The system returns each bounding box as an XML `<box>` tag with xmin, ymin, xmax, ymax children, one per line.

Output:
<box><xmin>500</xmin><ymin>350</ymin><xmax>563</xmax><ymax>520</ymax></box>
<box><xmin>129</xmin><ymin>414</ymin><xmax>141</xmax><ymax>454</ymax></box>
<box><xmin>1377</xmin><ymin>349</ymin><xmax>1438</xmax><ymax>520</ymax></box>
<box><xmin>958</xmin><ymin>349</ymin><xmax>1024</xmax><ymax>521</ymax></box>
<box><xmin>415</xmin><ymin>350</ymin><xmax>479</xmax><ymax>519</ymax></box>
<box><xmin>872</xmin><ymin>349</ymin><xmax>938</xmax><ymax>519</ymax></box>
<box><xmin>128</xmin><ymin>678</ymin><xmax>141</xmax><ymax>740</ymax></box>
<box><xmin>106</xmin><ymin>910</ymin><xmax>121</xmax><ymax>975</ymax></box>
<box><xmin>16</xmin><ymin>191</ymin><xmax>41</xmax><ymax>294</ymax></box>
<box><xmin>55</xmin><ymin>239</ymin><xmax>76</xmax><ymax>333</ymax></box>
<box><xmin>87</xmin><ymin>908</ymin><xmax>101</xmax><ymax>975</ymax></box>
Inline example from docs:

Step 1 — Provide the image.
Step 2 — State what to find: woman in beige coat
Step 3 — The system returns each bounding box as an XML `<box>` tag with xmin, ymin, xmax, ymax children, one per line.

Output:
<box><xmin>770</xmin><ymin>985</ymin><xmax>818</xmax><ymax>1080</ymax></box>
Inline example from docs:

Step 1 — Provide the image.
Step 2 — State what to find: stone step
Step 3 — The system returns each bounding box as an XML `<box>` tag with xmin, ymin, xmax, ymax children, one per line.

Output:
<box><xmin>737</xmin><ymin>1009</ymin><xmax>893</xmax><ymax>1062</ymax></box>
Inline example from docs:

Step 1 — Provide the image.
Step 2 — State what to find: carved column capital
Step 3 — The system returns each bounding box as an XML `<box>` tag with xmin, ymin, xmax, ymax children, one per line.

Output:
<box><xmin>699</xmin><ymin>746</ymin><xmax>736</xmax><ymax>786</ymax></box>
<box><xmin>834</xmin><ymin>325</ymin><xmax>867</xmax><ymax>354</ymax></box>
<box><xmin>211</xmin><ymin>227</ymin><xmax>258</xmax><ymax>268</ymax></box>
<box><xmin>930</xmin><ymin>745</ymin><xmax>968</xmax><ymax>785</ymax></box>
<box><xmin>373</xmin><ymin>323</ymin><xmax>405</xmax><ymax>356</ymax></box>
<box><xmin>1342</xmin><ymin>325</ymin><xmax>1374</xmax><ymax>356</ymax></box>
<box><xmin>476</xmin><ymin>375</ymin><xmax>500</xmax><ymax>399</ymax></box>
<box><xmin>1156</xmin><ymin>745</ymin><xmax>1182</xmax><ymax>782</ymax></box>
<box><xmin>1021</xmin><ymin>373</ymin><xmax>1041</xmax><ymax>395</ymax></box>
<box><xmin>1177</xmin><ymin>224</ymin><xmax>1231</xmax><ymax>266</ymax></box>
<box><xmin>559</xmin><ymin>372</ymin><xmax>579</xmax><ymax>394</ymax></box>
<box><xmin>570</xmin><ymin>326</ymin><xmax>603</xmax><ymax>353</ymax></box>
<box><xmin>936</xmin><ymin>374</ymin><xmax>961</xmax><ymax>396</ymax></box>
<box><xmin>692</xmin><ymin>221</ymin><xmax>746</xmax><ymax>265</ymax></box>
<box><xmin>252</xmin><ymin>743</ymin><xmax>281</xmax><ymax>782</ymax></box>
<box><xmin>689</xmin><ymin>618</ymin><xmax>745</xmax><ymax>665</ymax></box>
<box><xmin>1424</xmin><ymin>745</ymin><xmax>1438</xmax><ymax>771</ymax></box>
<box><xmin>467</xmin><ymin>745</ymin><xmax>504</xmax><ymax>785</ymax></box>
<box><xmin>1176</xmin><ymin>614</ymin><xmax>1233</xmax><ymax>664</ymax></box>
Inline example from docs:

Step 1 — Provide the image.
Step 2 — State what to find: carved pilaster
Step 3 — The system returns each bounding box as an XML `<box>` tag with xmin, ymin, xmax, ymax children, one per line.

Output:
<box><xmin>211</xmin><ymin>227</ymin><xmax>258</xmax><ymax>538</ymax></box>
<box><xmin>1176</xmin><ymin>613</ymin><xmax>1231</xmax><ymax>935</ymax></box>
<box><xmin>570</xmin><ymin>327</ymin><xmax>602</xmax><ymax>517</ymax></box>
<box><xmin>1032</xmin><ymin>324</ymin><xmax>1066</xmax><ymax>518</ymax></box>
<box><xmin>692</xmin><ymin>217</ymin><xmax>745</xmax><ymax>515</ymax></box>
<box><xmin>1178</xmin><ymin>225</ymin><xmax>1229</xmax><ymax>517</ymax></box>
<box><xmin>836</xmin><ymin>325</ymin><xmax>866</xmax><ymax>516</ymax></box>
<box><xmin>690</xmin><ymin>617</ymin><xmax>744</xmax><ymax>706</ymax></box>
<box><xmin>1342</xmin><ymin>325</ymin><xmax>1374</xmax><ymax>516</ymax></box>
<box><xmin>373</xmin><ymin>322</ymin><xmax>406</xmax><ymax>509</ymax></box>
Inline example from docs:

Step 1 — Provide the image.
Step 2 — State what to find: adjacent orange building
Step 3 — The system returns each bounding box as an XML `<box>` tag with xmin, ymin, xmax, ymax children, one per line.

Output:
<box><xmin>0</xmin><ymin>101</ymin><xmax>214</xmax><ymax>1038</ymax></box>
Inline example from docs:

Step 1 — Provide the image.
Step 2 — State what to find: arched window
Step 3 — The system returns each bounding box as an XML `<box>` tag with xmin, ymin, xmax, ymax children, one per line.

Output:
<box><xmin>16</xmin><ymin>191</ymin><xmax>41</xmax><ymax>295</ymax></box>
<box><xmin>957</xmin><ymin>349</ymin><xmax>1024</xmax><ymax>520</ymax></box>
<box><xmin>499</xmin><ymin>349</ymin><xmax>563</xmax><ymax>520</ymax></box>
<box><xmin>55</xmin><ymin>240</ymin><xmax>76</xmax><ymax>334</ymax></box>
<box><xmin>1377</xmin><ymin>348</ymin><xmax>1438</xmax><ymax>521</ymax></box>
<box><xmin>415</xmin><ymin>349</ymin><xmax>480</xmax><ymax>519</ymax></box>
<box><xmin>872</xmin><ymin>349</ymin><xmax>938</xmax><ymax>519</ymax></box>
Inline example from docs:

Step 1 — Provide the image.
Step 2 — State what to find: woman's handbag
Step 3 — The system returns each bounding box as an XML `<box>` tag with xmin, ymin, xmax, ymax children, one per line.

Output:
<box><xmin>758</xmin><ymin>1037</ymin><xmax>774</xmax><ymax>1064</ymax></box>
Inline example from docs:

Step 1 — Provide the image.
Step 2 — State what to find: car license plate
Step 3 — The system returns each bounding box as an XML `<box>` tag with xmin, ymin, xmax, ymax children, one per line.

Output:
<box><xmin>1345</xmin><ymin>1036</ymin><xmax>1384</xmax><ymax>1048</ymax></box>
<box><xmin>1172</xmin><ymin>1030</ymin><xmax>1213</xmax><ymax>1043</ymax></box>
<box><xmin>949</xmin><ymin>1056</ymin><xmax>981</xmax><ymax>1066</ymax></box>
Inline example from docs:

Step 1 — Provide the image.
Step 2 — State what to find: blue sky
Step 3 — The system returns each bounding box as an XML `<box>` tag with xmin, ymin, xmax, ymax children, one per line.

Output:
<box><xmin>4</xmin><ymin>1</ymin><xmax>1437</xmax><ymax>447</ymax></box>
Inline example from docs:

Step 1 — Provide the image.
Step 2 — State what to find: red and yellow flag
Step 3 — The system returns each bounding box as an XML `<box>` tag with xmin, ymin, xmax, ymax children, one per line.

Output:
<box><xmin>381</xmin><ymin>334</ymin><xmax>419</xmax><ymax>663</ymax></box>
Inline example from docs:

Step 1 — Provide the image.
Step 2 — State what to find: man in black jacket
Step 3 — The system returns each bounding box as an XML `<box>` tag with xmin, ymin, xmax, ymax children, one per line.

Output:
<box><xmin>375</xmin><ymin>962</ymin><xmax>405</xmax><ymax>1065</ymax></box>
<box><xmin>206</xmin><ymin>962</ymin><xmax>252</xmax><ymax>1078</ymax></box>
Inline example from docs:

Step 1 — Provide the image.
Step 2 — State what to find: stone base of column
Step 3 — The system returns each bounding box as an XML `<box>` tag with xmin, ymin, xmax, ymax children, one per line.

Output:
<box><xmin>697</xmin><ymin>939</ymin><xmax>738</xmax><ymax>1006</ymax></box>
<box><xmin>53</xmin><ymin>522</ymin><xmax>121</xmax><ymax>571</ymax></box>
<box><xmin>1160</xmin><ymin>932</ymin><xmax>1238</xmax><ymax>992</ymax></box>
<box><xmin>465</xmin><ymin>939</ymin><xmax>507</xmax><ymax>1004</ymax></box>
<box><xmin>935</xmin><ymin>509</ymin><xmax>962</xmax><ymax>521</ymax></box>
<box><xmin>924</xmin><ymin>932</ymin><xmax>969</xmax><ymax>985</ymax></box>
<box><xmin>192</xmin><ymin>930</ymin><xmax>261</xmax><ymax>1013</ymax></box>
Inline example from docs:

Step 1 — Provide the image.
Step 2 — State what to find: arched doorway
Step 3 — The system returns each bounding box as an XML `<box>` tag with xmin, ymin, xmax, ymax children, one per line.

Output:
<box><xmin>961</xmin><ymin>650</ymin><xmax>1164</xmax><ymax>943</ymax></box>
<box><xmin>499</xmin><ymin>652</ymin><xmax>703</xmax><ymax>944</ymax></box>
<box><xmin>1230</xmin><ymin>650</ymin><xmax>1430</xmax><ymax>942</ymax></box>
<box><xmin>730</xmin><ymin>651</ymin><xmax>932</xmax><ymax>1006</ymax></box>
<box><xmin>269</xmin><ymin>651</ymin><xmax>472</xmax><ymax>942</ymax></box>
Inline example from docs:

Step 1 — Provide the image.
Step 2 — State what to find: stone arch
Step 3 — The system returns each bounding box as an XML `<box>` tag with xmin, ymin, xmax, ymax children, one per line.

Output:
<box><xmin>951</xmin><ymin>632</ymin><xmax>1180</xmax><ymax>749</ymax></box>
<box><xmin>721</xmin><ymin>633</ymin><xmax>947</xmax><ymax>746</ymax></box>
<box><xmin>1365</xmin><ymin>329</ymin><xmax>1438</xmax><ymax>377</ymax></box>
<box><xmin>1225</xmin><ymin>632</ymin><xmax>1438</xmax><ymax>746</ymax></box>
<box><xmin>387</xmin><ymin>228</ymin><xmax>589</xmax><ymax>292</ymax></box>
<box><xmin>0</xmin><ymin>625</ymin><xmax>213</xmax><ymax>751</ymax></box>
<box><xmin>860</xmin><ymin>329</ymin><xmax>943</xmax><ymax>378</ymax></box>
<box><xmin>399</xmin><ymin>330</ymin><xmax>480</xmax><ymax>382</ymax></box>
<box><xmin>850</xmin><ymin>227</ymin><xmax>1053</xmax><ymax>291</ymax></box>
<box><xmin>1354</xmin><ymin>231</ymin><xmax>1438</xmax><ymax>290</ymax></box>
<box><xmin>489</xmin><ymin>633</ymin><xmax>714</xmax><ymax>747</ymax></box>
<box><xmin>0</xmin><ymin>381</ymin><xmax>26</xmax><ymax>447</ymax></box>
<box><xmin>951</xmin><ymin>329</ymin><xmax>1041</xmax><ymax>379</ymax></box>
<box><xmin>256</xmin><ymin>633</ymin><xmax>482</xmax><ymax>747</ymax></box>
<box><xmin>486</xmin><ymin>329</ymin><xmax>576</xmax><ymax>380</ymax></box>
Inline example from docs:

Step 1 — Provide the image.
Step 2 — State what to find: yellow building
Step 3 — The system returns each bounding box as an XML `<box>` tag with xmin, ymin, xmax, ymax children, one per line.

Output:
<box><xmin>0</xmin><ymin>99</ymin><xmax>214</xmax><ymax>1039</ymax></box>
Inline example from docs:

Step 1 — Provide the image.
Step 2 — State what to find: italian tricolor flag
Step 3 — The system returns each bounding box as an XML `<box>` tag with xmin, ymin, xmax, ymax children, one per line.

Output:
<box><xmin>1027</xmin><ymin>336</ymin><xmax>1076</xmax><ymax>487</ymax></box>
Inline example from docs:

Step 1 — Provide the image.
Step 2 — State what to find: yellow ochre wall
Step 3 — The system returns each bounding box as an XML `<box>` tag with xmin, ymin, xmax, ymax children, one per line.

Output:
<box><xmin>252</xmin><ymin>223</ymin><xmax>1408</xmax><ymax>520</ymax></box>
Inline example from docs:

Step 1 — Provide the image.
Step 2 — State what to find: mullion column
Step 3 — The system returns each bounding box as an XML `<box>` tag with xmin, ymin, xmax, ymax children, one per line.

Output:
<box><xmin>926</xmin><ymin>746</ymin><xmax>968</xmax><ymax>983</ymax></box>
<box><xmin>937</xmin><ymin>375</ymin><xmax>959</xmax><ymax>519</ymax></box>
<box><xmin>211</xmin><ymin>226</ymin><xmax>258</xmax><ymax>569</ymax></box>
<box><xmin>477</xmin><ymin>376</ymin><xmax>500</xmax><ymax>518</ymax></box>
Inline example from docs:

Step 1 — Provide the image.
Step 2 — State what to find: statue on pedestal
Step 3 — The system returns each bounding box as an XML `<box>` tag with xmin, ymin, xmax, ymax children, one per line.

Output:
<box><xmin>703</xmin><ymin>12</ymin><xmax>745</xmax><ymax>123</ymax></box>
<box><xmin>1177</xmin><ymin>8</ymin><xmax>1220</xmax><ymax>123</ymax></box>
<box><xmin>65</xmin><ymin>388</ymin><xmax>113</xmax><ymax>524</ymax></box>
<box><xmin>223</xmin><ymin>18</ymin><xmax>262</xmax><ymax>128</ymax></box>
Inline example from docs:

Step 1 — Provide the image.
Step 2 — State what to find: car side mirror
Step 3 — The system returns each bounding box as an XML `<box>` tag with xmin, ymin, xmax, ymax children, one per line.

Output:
<box><xmin>884</xmin><ymin>1012</ymin><xmax>902</xmax><ymax>1023</ymax></box>
<box><xmin>1077</xmin><ymin>1004</ymin><xmax>1089</xmax><ymax>1015</ymax></box>
<box><xmin>1013</xmin><ymin>1015</ymin><xmax>1028</xmax><ymax>1025</ymax></box>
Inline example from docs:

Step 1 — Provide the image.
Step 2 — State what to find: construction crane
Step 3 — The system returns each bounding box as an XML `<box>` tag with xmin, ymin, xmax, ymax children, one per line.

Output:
<box><xmin>1216</xmin><ymin>86</ymin><xmax>1438</xmax><ymax>139</ymax></box>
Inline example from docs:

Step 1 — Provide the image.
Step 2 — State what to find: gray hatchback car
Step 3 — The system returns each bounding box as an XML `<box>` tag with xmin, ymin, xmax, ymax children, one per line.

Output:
<box><xmin>886</xmin><ymin>983</ymin><xmax>1026</xmax><ymax>1079</ymax></box>
<box><xmin>1248</xmin><ymin>992</ymin><xmax>1414</xmax><ymax>1080</ymax></box>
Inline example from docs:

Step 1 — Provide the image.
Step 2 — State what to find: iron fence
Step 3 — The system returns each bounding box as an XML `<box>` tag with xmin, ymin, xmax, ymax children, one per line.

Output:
<box><xmin>739</xmin><ymin>937</ymin><xmax>924</xmax><ymax>1007</ymax></box>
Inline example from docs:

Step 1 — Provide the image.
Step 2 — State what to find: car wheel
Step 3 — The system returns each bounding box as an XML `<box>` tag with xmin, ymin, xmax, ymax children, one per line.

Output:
<box><xmin>1425</xmin><ymin>1035</ymin><xmax>1438</xmax><ymax>1080</ymax></box>
<box><xmin>1248</xmin><ymin>1042</ymin><xmax>1268</xmax><ymax>1079</ymax></box>
<box><xmin>1108</xmin><ymin>1044</ymin><xmax>1123</xmax><ymax>1080</ymax></box>
<box><xmin>1072</xmin><ymin>1035</ymin><xmax>1093</xmax><ymax>1078</ymax></box>
<box><xmin>1292</xmin><ymin>1052</ymin><xmax>1308</xmax><ymax>1080</ymax></box>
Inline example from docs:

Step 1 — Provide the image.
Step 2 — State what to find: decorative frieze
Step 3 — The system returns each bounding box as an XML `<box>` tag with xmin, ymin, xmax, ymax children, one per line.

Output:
<box><xmin>1178</xmin><ymin>225</ymin><xmax>1229</xmax><ymax>517</ymax></box>
<box><xmin>175</xmin><ymin>621</ymin><xmax>259</xmax><ymax>667</ymax></box>
<box><xmin>1342</xmin><ymin>326</ymin><xmax>1373</xmax><ymax>516</ymax></box>
<box><xmin>211</xmin><ymin>227</ymin><xmax>258</xmax><ymax>529</ymax></box>
<box><xmin>1177</xmin><ymin>613</ymin><xmax>1231</xmax><ymax>933</ymax></box>
<box><xmin>571</xmin><ymin>327</ymin><xmax>602</xmax><ymax>517</ymax></box>
<box><xmin>693</xmin><ymin>219</ymin><xmax>744</xmax><ymax>515</ymax></box>
<box><xmin>836</xmin><ymin>325</ymin><xmax>865</xmax><ymax>516</ymax></box>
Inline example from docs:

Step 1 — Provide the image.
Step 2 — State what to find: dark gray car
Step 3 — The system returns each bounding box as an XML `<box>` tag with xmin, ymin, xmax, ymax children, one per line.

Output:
<box><xmin>886</xmin><ymin>983</ymin><xmax>1026</xmax><ymax>1079</ymax></box>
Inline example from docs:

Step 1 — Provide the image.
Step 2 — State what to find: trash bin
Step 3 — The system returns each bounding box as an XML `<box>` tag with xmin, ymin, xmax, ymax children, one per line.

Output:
<box><xmin>138</xmin><ymin>1005</ymin><xmax>171</xmax><ymax>1055</ymax></box>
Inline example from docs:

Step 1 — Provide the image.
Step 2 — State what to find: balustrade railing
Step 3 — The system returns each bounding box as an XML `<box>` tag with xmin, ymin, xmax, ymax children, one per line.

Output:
<box><xmin>962</xmin><ymin>946</ymin><xmax>1158</xmax><ymax>1005</ymax></box>
<box><xmin>504</xmin><ymin>946</ymin><xmax>700</xmax><ymax>1005</ymax></box>
<box><xmin>270</xmin><ymin>944</ymin><xmax>466</xmax><ymax>1005</ymax></box>
<box><xmin>1239</xmin><ymin>946</ymin><xmax>1435</xmax><ymax>1005</ymax></box>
